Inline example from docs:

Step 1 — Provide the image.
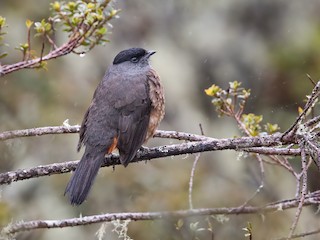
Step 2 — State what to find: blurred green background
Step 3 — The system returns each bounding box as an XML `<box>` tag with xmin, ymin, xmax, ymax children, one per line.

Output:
<box><xmin>1</xmin><ymin>0</ymin><xmax>320</xmax><ymax>239</ymax></box>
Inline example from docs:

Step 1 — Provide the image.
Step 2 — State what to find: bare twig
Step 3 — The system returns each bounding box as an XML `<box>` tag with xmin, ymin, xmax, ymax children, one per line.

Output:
<box><xmin>307</xmin><ymin>73</ymin><xmax>316</xmax><ymax>86</ymax></box>
<box><xmin>239</xmin><ymin>154</ymin><xmax>265</xmax><ymax>208</ymax></box>
<box><xmin>199</xmin><ymin>123</ymin><xmax>204</xmax><ymax>135</ymax></box>
<box><xmin>305</xmin><ymin>115</ymin><xmax>320</xmax><ymax>127</ymax></box>
<box><xmin>39</xmin><ymin>38</ymin><xmax>45</xmax><ymax>64</ymax></box>
<box><xmin>274</xmin><ymin>227</ymin><xmax>320</xmax><ymax>240</ymax></box>
<box><xmin>288</xmin><ymin>142</ymin><xmax>308</xmax><ymax>238</ymax></box>
<box><xmin>282</xmin><ymin>80</ymin><xmax>320</xmax><ymax>139</ymax></box>
<box><xmin>26</xmin><ymin>23</ymin><xmax>31</xmax><ymax>61</ymax></box>
<box><xmin>188</xmin><ymin>153</ymin><xmax>201</xmax><ymax>209</ymax></box>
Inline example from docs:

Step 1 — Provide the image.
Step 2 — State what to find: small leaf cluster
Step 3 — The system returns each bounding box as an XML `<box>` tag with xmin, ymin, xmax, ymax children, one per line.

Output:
<box><xmin>34</xmin><ymin>19</ymin><xmax>52</xmax><ymax>37</ymax></box>
<box><xmin>205</xmin><ymin>81</ymin><xmax>280</xmax><ymax>136</ymax></box>
<box><xmin>243</xmin><ymin>222</ymin><xmax>253</xmax><ymax>239</ymax></box>
<box><xmin>50</xmin><ymin>0</ymin><xmax>120</xmax><ymax>50</ymax></box>
<box><xmin>205</xmin><ymin>81</ymin><xmax>250</xmax><ymax>117</ymax></box>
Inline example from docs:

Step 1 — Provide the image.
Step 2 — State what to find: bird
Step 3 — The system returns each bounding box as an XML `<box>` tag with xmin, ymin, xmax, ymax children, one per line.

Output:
<box><xmin>64</xmin><ymin>48</ymin><xmax>165</xmax><ymax>205</ymax></box>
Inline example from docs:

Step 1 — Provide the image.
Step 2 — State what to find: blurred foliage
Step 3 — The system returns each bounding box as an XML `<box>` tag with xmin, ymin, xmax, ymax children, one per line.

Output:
<box><xmin>49</xmin><ymin>0</ymin><xmax>119</xmax><ymax>50</ymax></box>
<box><xmin>0</xmin><ymin>0</ymin><xmax>120</xmax><ymax>65</ymax></box>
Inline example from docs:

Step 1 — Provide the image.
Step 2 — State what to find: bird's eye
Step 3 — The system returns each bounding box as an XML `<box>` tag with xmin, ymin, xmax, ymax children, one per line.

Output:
<box><xmin>131</xmin><ymin>57</ymin><xmax>139</xmax><ymax>63</ymax></box>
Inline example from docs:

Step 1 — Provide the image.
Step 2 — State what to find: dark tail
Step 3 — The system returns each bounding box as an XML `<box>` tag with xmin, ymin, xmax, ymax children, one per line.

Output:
<box><xmin>65</xmin><ymin>148</ymin><xmax>105</xmax><ymax>205</ymax></box>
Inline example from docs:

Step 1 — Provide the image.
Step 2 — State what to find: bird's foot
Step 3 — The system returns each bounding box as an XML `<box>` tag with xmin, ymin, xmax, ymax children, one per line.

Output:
<box><xmin>138</xmin><ymin>146</ymin><xmax>149</xmax><ymax>164</ymax></box>
<box><xmin>139</xmin><ymin>145</ymin><xmax>149</xmax><ymax>152</ymax></box>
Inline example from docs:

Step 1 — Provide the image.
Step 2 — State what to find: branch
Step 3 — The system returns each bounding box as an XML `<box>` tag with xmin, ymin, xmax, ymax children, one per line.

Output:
<box><xmin>0</xmin><ymin>125</ymin><xmax>211</xmax><ymax>142</ymax></box>
<box><xmin>282</xmin><ymin>80</ymin><xmax>320</xmax><ymax>139</ymax></box>
<box><xmin>0</xmin><ymin>125</ymin><xmax>80</xmax><ymax>141</ymax></box>
<box><xmin>0</xmin><ymin>36</ymin><xmax>81</xmax><ymax>76</ymax></box>
<box><xmin>241</xmin><ymin>147</ymin><xmax>300</xmax><ymax>156</ymax></box>
<box><xmin>0</xmin><ymin>133</ymin><xmax>289</xmax><ymax>185</ymax></box>
<box><xmin>1</xmin><ymin>124</ymin><xmax>304</xmax><ymax>157</ymax></box>
<box><xmin>3</xmin><ymin>191</ymin><xmax>320</xmax><ymax>235</ymax></box>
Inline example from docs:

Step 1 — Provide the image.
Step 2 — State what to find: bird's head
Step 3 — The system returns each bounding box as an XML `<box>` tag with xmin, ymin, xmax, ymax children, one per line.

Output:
<box><xmin>113</xmin><ymin>48</ymin><xmax>156</xmax><ymax>67</ymax></box>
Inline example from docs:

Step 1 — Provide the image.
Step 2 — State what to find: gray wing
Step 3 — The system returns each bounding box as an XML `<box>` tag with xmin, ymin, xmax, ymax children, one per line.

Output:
<box><xmin>117</xmin><ymin>95</ymin><xmax>151</xmax><ymax>166</ymax></box>
<box><xmin>77</xmin><ymin>105</ymin><xmax>90</xmax><ymax>152</ymax></box>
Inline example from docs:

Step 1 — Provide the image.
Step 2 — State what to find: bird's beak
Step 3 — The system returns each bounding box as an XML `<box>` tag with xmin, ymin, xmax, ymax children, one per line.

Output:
<box><xmin>146</xmin><ymin>50</ymin><xmax>156</xmax><ymax>58</ymax></box>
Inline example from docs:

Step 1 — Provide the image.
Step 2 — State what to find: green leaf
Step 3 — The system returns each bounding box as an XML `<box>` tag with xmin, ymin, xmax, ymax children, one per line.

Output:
<box><xmin>96</xmin><ymin>27</ymin><xmax>107</xmax><ymax>35</ymax></box>
<box><xmin>25</xmin><ymin>19</ymin><xmax>33</xmax><ymax>29</ymax></box>
<box><xmin>19</xmin><ymin>43</ymin><xmax>29</xmax><ymax>51</ymax></box>
<box><xmin>0</xmin><ymin>16</ymin><xmax>6</xmax><ymax>28</ymax></box>
<box><xmin>229</xmin><ymin>81</ymin><xmax>241</xmax><ymax>90</ymax></box>
<box><xmin>0</xmin><ymin>52</ymin><xmax>8</xmax><ymax>59</ymax></box>
<box><xmin>51</xmin><ymin>1</ymin><xmax>61</xmax><ymax>12</ymax></box>
<box><xmin>34</xmin><ymin>19</ymin><xmax>51</xmax><ymax>35</ymax></box>
<box><xmin>37</xmin><ymin>61</ymin><xmax>48</xmax><ymax>71</ymax></box>
<box><xmin>109</xmin><ymin>9</ymin><xmax>119</xmax><ymax>17</ymax></box>
<box><xmin>190</xmin><ymin>222</ymin><xmax>199</xmax><ymax>231</ymax></box>
<box><xmin>264</xmin><ymin>123</ymin><xmax>280</xmax><ymax>134</ymax></box>
<box><xmin>205</xmin><ymin>84</ymin><xmax>222</xmax><ymax>97</ymax></box>
<box><xmin>67</xmin><ymin>2</ymin><xmax>77</xmax><ymax>12</ymax></box>
<box><xmin>175</xmin><ymin>219</ymin><xmax>184</xmax><ymax>230</ymax></box>
<box><xmin>87</xmin><ymin>3</ymin><xmax>95</xmax><ymax>9</ymax></box>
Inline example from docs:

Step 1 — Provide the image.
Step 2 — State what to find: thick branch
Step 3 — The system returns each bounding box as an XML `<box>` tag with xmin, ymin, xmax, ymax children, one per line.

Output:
<box><xmin>0</xmin><ymin>125</ymin><xmax>302</xmax><ymax>157</ymax></box>
<box><xmin>3</xmin><ymin>191</ymin><xmax>320</xmax><ymax>234</ymax></box>
<box><xmin>0</xmin><ymin>133</ymin><xmax>288</xmax><ymax>185</ymax></box>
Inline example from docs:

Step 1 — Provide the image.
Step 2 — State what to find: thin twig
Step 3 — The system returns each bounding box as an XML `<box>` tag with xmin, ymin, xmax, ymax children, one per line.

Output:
<box><xmin>199</xmin><ymin>123</ymin><xmax>204</xmax><ymax>135</ymax></box>
<box><xmin>188</xmin><ymin>153</ymin><xmax>201</xmax><ymax>209</ymax></box>
<box><xmin>267</xmin><ymin>155</ymin><xmax>296</xmax><ymax>176</ymax></box>
<box><xmin>288</xmin><ymin>142</ymin><xmax>308</xmax><ymax>238</ymax></box>
<box><xmin>282</xmin><ymin>81</ymin><xmax>320</xmax><ymax>139</ymax></box>
<box><xmin>26</xmin><ymin>23</ymin><xmax>32</xmax><ymax>61</ymax></box>
<box><xmin>305</xmin><ymin>115</ymin><xmax>320</xmax><ymax>127</ymax></box>
<box><xmin>306</xmin><ymin>73</ymin><xmax>316</xmax><ymax>86</ymax></box>
<box><xmin>39</xmin><ymin>38</ymin><xmax>45</xmax><ymax>64</ymax></box>
<box><xmin>239</xmin><ymin>154</ymin><xmax>265</xmax><ymax>208</ymax></box>
<box><xmin>274</xmin><ymin>227</ymin><xmax>320</xmax><ymax>240</ymax></box>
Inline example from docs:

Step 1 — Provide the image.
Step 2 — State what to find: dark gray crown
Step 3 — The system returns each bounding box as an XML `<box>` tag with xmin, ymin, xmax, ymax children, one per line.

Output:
<box><xmin>113</xmin><ymin>48</ymin><xmax>147</xmax><ymax>64</ymax></box>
